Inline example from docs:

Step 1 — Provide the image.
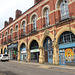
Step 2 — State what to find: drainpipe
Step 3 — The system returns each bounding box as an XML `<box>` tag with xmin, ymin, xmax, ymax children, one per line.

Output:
<box><xmin>27</xmin><ymin>14</ymin><xmax>28</xmax><ymax>49</ymax></box>
<box><xmin>53</xmin><ymin>0</ymin><xmax>56</xmax><ymax>24</ymax></box>
<box><xmin>26</xmin><ymin>14</ymin><xmax>29</xmax><ymax>62</ymax></box>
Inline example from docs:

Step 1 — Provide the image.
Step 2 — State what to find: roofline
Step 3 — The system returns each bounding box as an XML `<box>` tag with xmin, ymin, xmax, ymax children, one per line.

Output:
<box><xmin>0</xmin><ymin>0</ymin><xmax>43</xmax><ymax>32</ymax></box>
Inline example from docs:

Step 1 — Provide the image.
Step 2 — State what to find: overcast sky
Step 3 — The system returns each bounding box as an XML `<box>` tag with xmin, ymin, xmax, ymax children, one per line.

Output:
<box><xmin>0</xmin><ymin>0</ymin><xmax>34</xmax><ymax>30</ymax></box>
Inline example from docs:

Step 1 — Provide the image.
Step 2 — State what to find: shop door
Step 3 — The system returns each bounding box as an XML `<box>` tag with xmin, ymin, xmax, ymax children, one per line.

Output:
<box><xmin>45</xmin><ymin>51</ymin><xmax>48</xmax><ymax>62</ymax></box>
<box><xmin>48</xmin><ymin>50</ymin><xmax>53</xmax><ymax>63</ymax></box>
<box><xmin>23</xmin><ymin>54</ymin><xmax>27</xmax><ymax>61</ymax></box>
<box><xmin>59</xmin><ymin>52</ymin><xmax>65</xmax><ymax>65</ymax></box>
<box><xmin>13</xmin><ymin>50</ymin><xmax>17</xmax><ymax>60</ymax></box>
<box><xmin>31</xmin><ymin>52</ymin><xmax>39</xmax><ymax>62</ymax></box>
<box><xmin>21</xmin><ymin>54</ymin><xmax>23</xmax><ymax>61</ymax></box>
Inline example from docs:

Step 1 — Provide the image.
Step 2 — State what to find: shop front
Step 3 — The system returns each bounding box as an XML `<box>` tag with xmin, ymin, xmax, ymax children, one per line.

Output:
<box><xmin>59</xmin><ymin>43</ymin><xmax>75</xmax><ymax>65</ymax></box>
<box><xmin>30</xmin><ymin>40</ymin><xmax>39</xmax><ymax>63</ymax></box>
<box><xmin>59</xmin><ymin>31</ymin><xmax>75</xmax><ymax>65</ymax></box>
<box><xmin>31</xmin><ymin>49</ymin><xmax>39</xmax><ymax>62</ymax></box>
<box><xmin>20</xmin><ymin>43</ymin><xmax>27</xmax><ymax>61</ymax></box>
<box><xmin>7</xmin><ymin>42</ymin><xmax>18</xmax><ymax>60</ymax></box>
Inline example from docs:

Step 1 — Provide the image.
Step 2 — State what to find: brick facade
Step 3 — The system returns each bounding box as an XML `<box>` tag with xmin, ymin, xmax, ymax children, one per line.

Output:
<box><xmin>0</xmin><ymin>0</ymin><xmax>75</xmax><ymax>65</ymax></box>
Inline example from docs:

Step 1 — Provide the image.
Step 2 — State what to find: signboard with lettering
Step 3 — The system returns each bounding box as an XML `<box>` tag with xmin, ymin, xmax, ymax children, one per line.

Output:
<box><xmin>21</xmin><ymin>51</ymin><xmax>27</xmax><ymax>53</ymax></box>
<box><xmin>7</xmin><ymin>43</ymin><xmax>18</xmax><ymax>49</ymax></box>
<box><xmin>31</xmin><ymin>49</ymin><xmax>40</xmax><ymax>53</ymax></box>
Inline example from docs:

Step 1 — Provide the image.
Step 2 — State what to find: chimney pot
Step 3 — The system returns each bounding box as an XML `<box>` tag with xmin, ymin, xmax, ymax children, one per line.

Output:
<box><xmin>15</xmin><ymin>9</ymin><xmax>22</xmax><ymax>19</ymax></box>
<box><xmin>4</xmin><ymin>21</ymin><xmax>9</xmax><ymax>27</ymax></box>
<box><xmin>9</xmin><ymin>17</ymin><xmax>13</xmax><ymax>24</ymax></box>
<box><xmin>34</xmin><ymin>0</ymin><xmax>42</xmax><ymax>4</ymax></box>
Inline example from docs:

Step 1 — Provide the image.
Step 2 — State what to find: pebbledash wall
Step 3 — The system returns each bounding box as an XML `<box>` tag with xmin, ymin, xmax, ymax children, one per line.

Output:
<box><xmin>0</xmin><ymin>0</ymin><xmax>75</xmax><ymax>65</ymax></box>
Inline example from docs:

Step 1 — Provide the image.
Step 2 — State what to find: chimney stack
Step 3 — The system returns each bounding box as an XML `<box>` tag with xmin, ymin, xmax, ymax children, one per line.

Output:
<box><xmin>9</xmin><ymin>17</ymin><xmax>13</xmax><ymax>24</ymax></box>
<box><xmin>34</xmin><ymin>0</ymin><xmax>42</xmax><ymax>4</ymax></box>
<box><xmin>15</xmin><ymin>9</ymin><xmax>22</xmax><ymax>19</ymax></box>
<box><xmin>4</xmin><ymin>21</ymin><xmax>9</xmax><ymax>27</ymax></box>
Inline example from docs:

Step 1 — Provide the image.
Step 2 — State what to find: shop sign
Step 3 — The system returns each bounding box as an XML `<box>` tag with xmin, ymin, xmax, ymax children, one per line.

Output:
<box><xmin>31</xmin><ymin>49</ymin><xmax>40</xmax><ymax>53</ymax></box>
<box><xmin>21</xmin><ymin>51</ymin><xmax>27</xmax><ymax>53</ymax></box>
<box><xmin>8</xmin><ymin>43</ymin><xmax>18</xmax><ymax>49</ymax></box>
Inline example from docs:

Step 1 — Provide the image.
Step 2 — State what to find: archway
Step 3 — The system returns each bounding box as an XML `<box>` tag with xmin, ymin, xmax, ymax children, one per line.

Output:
<box><xmin>43</xmin><ymin>36</ymin><xmax>53</xmax><ymax>64</ymax></box>
<box><xmin>4</xmin><ymin>48</ymin><xmax>7</xmax><ymax>54</ymax></box>
<box><xmin>20</xmin><ymin>43</ymin><xmax>27</xmax><ymax>61</ymax></box>
<box><xmin>58</xmin><ymin>31</ymin><xmax>75</xmax><ymax>65</ymax></box>
<box><xmin>30</xmin><ymin>40</ymin><xmax>39</xmax><ymax>62</ymax></box>
<box><xmin>1</xmin><ymin>49</ymin><xmax>3</xmax><ymax>54</ymax></box>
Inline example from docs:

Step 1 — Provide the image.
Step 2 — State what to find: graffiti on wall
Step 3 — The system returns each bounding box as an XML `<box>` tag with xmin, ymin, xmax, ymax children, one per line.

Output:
<box><xmin>65</xmin><ymin>48</ymin><xmax>73</xmax><ymax>62</ymax></box>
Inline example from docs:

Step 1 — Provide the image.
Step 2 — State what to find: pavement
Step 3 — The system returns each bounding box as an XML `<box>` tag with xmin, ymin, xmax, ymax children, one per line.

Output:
<box><xmin>10</xmin><ymin>60</ymin><xmax>75</xmax><ymax>70</ymax></box>
<box><xmin>0</xmin><ymin>60</ymin><xmax>75</xmax><ymax>75</ymax></box>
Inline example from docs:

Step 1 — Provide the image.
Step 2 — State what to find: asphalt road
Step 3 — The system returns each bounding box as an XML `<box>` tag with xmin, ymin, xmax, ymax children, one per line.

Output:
<box><xmin>0</xmin><ymin>61</ymin><xmax>75</xmax><ymax>75</ymax></box>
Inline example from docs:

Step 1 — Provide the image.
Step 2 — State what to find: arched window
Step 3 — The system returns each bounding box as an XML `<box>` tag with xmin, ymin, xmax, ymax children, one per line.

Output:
<box><xmin>60</xmin><ymin>0</ymin><xmax>69</xmax><ymax>20</ymax></box>
<box><xmin>15</xmin><ymin>25</ymin><xmax>18</xmax><ymax>36</ymax></box>
<box><xmin>20</xmin><ymin>43</ymin><xmax>26</xmax><ymax>49</ymax></box>
<box><xmin>32</xmin><ymin>15</ymin><xmax>37</xmax><ymax>31</ymax></box>
<box><xmin>43</xmin><ymin>7</ymin><xmax>50</xmax><ymax>27</ymax></box>
<box><xmin>30</xmin><ymin>40</ymin><xmax>39</xmax><ymax>50</ymax></box>
<box><xmin>30</xmin><ymin>40</ymin><xmax>39</xmax><ymax>61</ymax></box>
<box><xmin>5</xmin><ymin>32</ymin><xmax>8</xmax><ymax>42</ymax></box>
<box><xmin>2</xmin><ymin>33</ymin><xmax>4</xmax><ymax>39</ymax></box>
<box><xmin>22</xmin><ymin>21</ymin><xmax>25</xmax><ymax>35</ymax></box>
<box><xmin>58</xmin><ymin>31</ymin><xmax>75</xmax><ymax>44</ymax></box>
<box><xmin>43</xmin><ymin>37</ymin><xmax>52</xmax><ymax>51</ymax></box>
<box><xmin>45</xmin><ymin>9</ymin><xmax>49</xmax><ymax>26</ymax></box>
<box><xmin>1</xmin><ymin>49</ymin><xmax>2</xmax><ymax>54</ymax></box>
<box><xmin>0</xmin><ymin>34</ymin><xmax>1</xmax><ymax>38</ymax></box>
<box><xmin>10</xmin><ymin>28</ymin><xmax>13</xmax><ymax>40</ymax></box>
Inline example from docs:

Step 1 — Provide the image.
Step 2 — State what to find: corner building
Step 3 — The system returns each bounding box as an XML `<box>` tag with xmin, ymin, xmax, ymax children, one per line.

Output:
<box><xmin>0</xmin><ymin>0</ymin><xmax>75</xmax><ymax>65</ymax></box>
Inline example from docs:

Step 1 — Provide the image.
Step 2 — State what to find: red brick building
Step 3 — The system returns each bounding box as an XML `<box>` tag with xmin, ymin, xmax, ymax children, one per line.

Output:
<box><xmin>0</xmin><ymin>0</ymin><xmax>75</xmax><ymax>65</ymax></box>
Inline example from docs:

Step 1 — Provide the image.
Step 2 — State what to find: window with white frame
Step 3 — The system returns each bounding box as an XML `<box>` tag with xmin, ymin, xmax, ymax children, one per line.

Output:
<box><xmin>1</xmin><ymin>34</ymin><xmax>3</xmax><ymax>43</ymax></box>
<box><xmin>15</xmin><ymin>25</ymin><xmax>18</xmax><ymax>36</ymax></box>
<box><xmin>60</xmin><ymin>0</ymin><xmax>69</xmax><ymax>20</ymax></box>
<box><xmin>22</xmin><ymin>21</ymin><xmax>25</xmax><ymax>35</ymax></box>
<box><xmin>58</xmin><ymin>31</ymin><xmax>75</xmax><ymax>44</ymax></box>
<box><xmin>33</xmin><ymin>16</ymin><xmax>37</xmax><ymax>31</ymax></box>
<box><xmin>6</xmin><ymin>32</ymin><xmax>8</xmax><ymax>42</ymax></box>
<box><xmin>45</xmin><ymin>9</ymin><xmax>49</xmax><ymax>26</ymax></box>
<box><xmin>10</xmin><ymin>29</ymin><xmax>13</xmax><ymax>40</ymax></box>
<box><xmin>0</xmin><ymin>34</ymin><xmax>1</xmax><ymax>38</ymax></box>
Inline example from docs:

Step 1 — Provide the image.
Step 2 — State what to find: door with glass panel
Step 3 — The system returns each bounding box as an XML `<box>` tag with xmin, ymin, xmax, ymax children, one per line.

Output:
<box><xmin>48</xmin><ymin>39</ymin><xmax>53</xmax><ymax>63</ymax></box>
<box><xmin>59</xmin><ymin>51</ymin><xmax>65</xmax><ymax>65</ymax></box>
<box><xmin>48</xmin><ymin>50</ymin><xmax>53</xmax><ymax>63</ymax></box>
